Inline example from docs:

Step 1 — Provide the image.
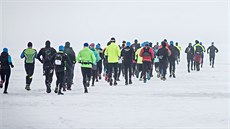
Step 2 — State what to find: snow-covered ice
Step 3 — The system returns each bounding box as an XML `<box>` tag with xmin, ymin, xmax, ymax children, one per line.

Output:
<box><xmin>0</xmin><ymin>0</ymin><xmax>229</xmax><ymax>128</ymax></box>
<box><xmin>0</xmin><ymin>49</ymin><xmax>229</xmax><ymax>129</ymax></box>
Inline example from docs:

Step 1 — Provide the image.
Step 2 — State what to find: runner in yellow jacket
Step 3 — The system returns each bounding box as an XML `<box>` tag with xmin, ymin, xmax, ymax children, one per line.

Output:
<box><xmin>104</xmin><ymin>37</ymin><xmax>121</xmax><ymax>86</ymax></box>
<box><xmin>135</xmin><ymin>43</ymin><xmax>143</xmax><ymax>80</ymax></box>
<box><xmin>175</xmin><ymin>42</ymin><xmax>182</xmax><ymax>64</ymax></box>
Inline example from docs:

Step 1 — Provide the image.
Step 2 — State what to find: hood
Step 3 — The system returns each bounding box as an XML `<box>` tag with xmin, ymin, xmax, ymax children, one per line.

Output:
<box><xmin>90</xmin><ymin>48</ymin><xmax>96</xmax><ymax>51</ymax></box>
<box><xmin>3</xmin><ymin>48</ymin><xmax>8</xmax><ymax>53</ymax></box>
<box><xmin>65</xmin><ymin>42</ymin><xmax>70</xmax><ymax>48</ymax></box>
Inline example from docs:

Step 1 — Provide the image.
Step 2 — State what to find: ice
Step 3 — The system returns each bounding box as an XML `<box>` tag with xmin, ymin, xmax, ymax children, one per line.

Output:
<box><xmin>0</xmin><ymin>0</ymin><xmax>229</xmax><ymax>128</ymax></box>
<box><xmin>0</xmin><ymin>53</ymin><xmax>229</xmax><ymax>128</ymax></box>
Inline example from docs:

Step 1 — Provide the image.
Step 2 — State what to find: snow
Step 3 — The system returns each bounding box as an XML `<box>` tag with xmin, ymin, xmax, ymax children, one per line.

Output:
<box><xmin>0</xmin><ymin>0</ymin><xmax>229</xmax><ymax>128</ymax></box>
<box><xmin>0</xmin><ymin>52</ymin><xmax>229</xmax><ymax>128</ymax></box>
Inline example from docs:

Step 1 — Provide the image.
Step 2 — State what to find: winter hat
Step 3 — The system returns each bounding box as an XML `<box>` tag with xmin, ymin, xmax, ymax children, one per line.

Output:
<box><xmin>170</xmin><ymin>41</ymin><xmax>174</xmax><ymax>45</ymax></box>
<box><xmin>141</xmin><ymin>42</ymin><xmax>145</xmax><ymax>47</ymax></box>
<box><xmin>84</xmin><ymin>43</ymin><xmax>89</xmax><ymax>47</ymax></box>
<box><xmin>45</xmin><ymin>40</ymin><xmax>51</xmax><ymax>47</ymax></box>
<box><xmin>149</xmin><ymin>42</ymin><xmax>153</xmax><ymax>47</ymax></box>
<box><xmin>110</xmin><ymin>37</ymin><xmax>116</xmax><ymax>42</ymax></box>
<box><xmin>126</xmin><ymin>42</ymin><xmax>131</xmax><ymax>47</ymax></box>
<box><xmin>65</xmin><ymin>42</ymin><xmax>70</xmax><ymax>47</ymax></box>
<box><xmin>90</xmin><ymin>43</ymin><xmax>95</xmax><ymax>48</ymax></box>
<box><xmin>161</xmin><ymin>41</ymin><xmax>166</xmax><ymax>47</ymax></box>
<box><xmin>3</xmin><ymin>48</ymin><xmax>8</xmax><ymax>53</ymax></box>
<box><xmin>145</xmin><ymin>42</ymin><xmax>149</xmax><ymax>46</ymax></box>
<box><xmin>195</xmin><ymin>40</ymin><xmax>199</xmax><ymax>44</ymax></box>
<box><xmin>59</xmin><ymin>45</ymin><xmax>64</xmax><ymax>51</ymax></box>
<box><xmin>200</xmin><ymin>42</ymin><xmax>203</xmax><ymax>45</ymax></box>
<box><xmin>96</xmin><ymin>43</ymin><xmax>101</xmax><ymax>49</ymax></box>
<box><xmin>27</xmin><ymin>42</ymin><xmax>33</xmax><ymax>47</ymax></box>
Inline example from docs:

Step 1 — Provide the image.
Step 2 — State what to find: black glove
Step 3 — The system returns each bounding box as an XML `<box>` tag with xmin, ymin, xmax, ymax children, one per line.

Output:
<box><xmin>10</xmin><ymin>63</ymin><xmax>14</xmax><ymax>68</ymax></box>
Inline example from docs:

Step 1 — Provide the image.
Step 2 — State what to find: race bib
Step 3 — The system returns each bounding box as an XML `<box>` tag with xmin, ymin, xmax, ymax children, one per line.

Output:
<box><xmin>55</xmin><ymin>60</ymin><xmax>62</xmax><ymax>65</ymax></box>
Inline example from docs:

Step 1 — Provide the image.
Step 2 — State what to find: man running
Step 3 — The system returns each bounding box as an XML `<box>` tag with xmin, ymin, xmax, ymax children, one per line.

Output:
<box><xmin>20</xmin><ymin>42</ymin><xmax>37</xmax><ymax>91</ymax></box>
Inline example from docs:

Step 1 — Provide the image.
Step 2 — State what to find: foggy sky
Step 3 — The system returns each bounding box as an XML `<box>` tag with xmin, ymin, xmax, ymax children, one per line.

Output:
<box><xmin>0</xmin><ymin>0</ymin><xmax>228</xmax><ymax>54</ymax></box>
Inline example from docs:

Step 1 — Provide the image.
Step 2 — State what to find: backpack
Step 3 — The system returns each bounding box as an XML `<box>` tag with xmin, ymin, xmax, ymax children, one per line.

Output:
<box><xmin>142</xmin><ymin>47</ymin><xmax>151</xmax><ymax>57</ymax></box>
<box><xmin>64</xmin><ymin>47</ymin><xmax>75</xmax><ymax>61</ymax></box>
<box><xmin>55</xmin><ymin>54</ymin><xmax>64</xmax><ymax>66</ymax></box>
<box><xmin>194</xmin><ymin>54</ymin><xmax>201</xmax><ymax>62</ymax></box>
<box><xmin>195</xmin><ymin>46</ymin><xmax>203</xmax><ymax>53</ymax></box>
<box><xmin>0</xmin><ymin>53</ymin><xmax>9</xmax><ymax>68</ymax></box>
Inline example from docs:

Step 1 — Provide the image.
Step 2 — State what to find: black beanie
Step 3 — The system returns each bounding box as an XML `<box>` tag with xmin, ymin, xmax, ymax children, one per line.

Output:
<box><xmin>161</xmin><ymin>41</ymin><xmax>166</xmax><ymax>47</ymax></box>
<box><xmin>65</xmin><ymin>42</ymin><xmax>70</xmax><ymax>47</ymax></box>
<box><xmin>28</xmin><ymin>42</ymin><xmax>33</xmax><ymax>47</ymax></box>
<box><xmin>45</xmin><ymin>40</ymin><xmax>50</xmax><ymax>47</ymax></box>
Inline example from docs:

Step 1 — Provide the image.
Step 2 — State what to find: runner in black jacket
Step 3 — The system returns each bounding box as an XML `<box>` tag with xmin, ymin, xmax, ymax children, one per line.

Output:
<box><xmin>121</xmin><ymin>42</ymin><xmax>134</xmax><ymax>85</ymax></box>
<box><xmin>168</xmin><ymin>41</ymin><xmax>179</xmax><ymax>78</ymax></box>
<box><xmin>64</xmin><ymin>42</ymin><xmax>76</xmax><ymax>90</ymax></box>
<box><xmin>156</xmin><ymin>41</ymin><xmax>169</xmax><ymax>81</ymax></box>
<box><xmin>0</xmin><ymin>48</ymin><xmax>14</xmax><ymax>94</ymax></box>
<box><xmin>37</xmin><ymin>40</ymin><xmax>57</xmax><ymax>93</ymax></box>
<box><xmin>185</xmin><ymin>43</ymin><xmax>194</xmax><ymax>72</ymax></box>
<box><xmin>207</xmin><ymin>42</ymin><xmax>218</xmax><ymax>68</ymax></box>
<box><xmin>52</xmin><ymin>45</ymin><xmax>71</xmax><ymax>95</ymax></box>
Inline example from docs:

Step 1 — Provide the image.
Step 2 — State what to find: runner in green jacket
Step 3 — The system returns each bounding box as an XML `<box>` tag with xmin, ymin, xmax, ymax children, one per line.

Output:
<box><xmin>20</xmin><ymin>42</ymin><xmax>37</xmax><ymax>91</ymax></box>
<box><xmin>77</xmin><ymin>43</ymin><xmax>96</xmax><ymax>93</ymax></box>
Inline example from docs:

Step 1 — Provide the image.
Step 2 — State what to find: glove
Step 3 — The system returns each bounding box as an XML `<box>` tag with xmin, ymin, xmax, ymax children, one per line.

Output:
<box><xmin>11</xmin><ymin>64</ymin><xmax>14</xmax><ymax>68</ymax></box>
<box><xmin>73</xmin><ymin>61</ymin><xmax>76</xmax><ymax>64</ymax></box>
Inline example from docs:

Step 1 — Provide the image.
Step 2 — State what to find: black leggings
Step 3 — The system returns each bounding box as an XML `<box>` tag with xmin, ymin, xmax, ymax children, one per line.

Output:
<box><xmin>124</xmin><ymin>63</ymin><xmax>132</xmax><ymax>82</ymax></box>
<box><xmin>142</xmin><ymin>61</ymin><xmax>151</xmax><ymax>80</ymax></box>
<box><xmin>117</xmin><ymin>63</ymin><xmax>123</xmax><ymax>79</ymax></box>
<box><xmin>65</xmin><ymin>66</ymin><xmax>73</xmax><ymax>88</ymax></box>
<box><xmin>187</xmin><ymin>58</ymin><xmax>193</xmax><ymax>70</ymax></box>
<box><xmin>56</xmin><ymin>71</ymin><xmax>65</xmax><ymax>92</ymax></box>
<box><xmin>25</xmin><ymin>63</ymin><xmax>35</xmax><ymax>85</ymax></box>
<box><xmin>210</xmin><ymin>56</ymin><xmax>215</xmax><ymax>67</ymax></box>
<box><xmin>169</xmin><ymin>60</ymin><xmax>175</xmax><ymax>75</ymax></box>
<box><xmin>108</xmin><ymin>63</ymin><xmax>118</xmax><ymax>81</ymax></box>
<box><xmin>137</xmin><ymin>64</ymin><xmax>143</xmax><ymax>78</ymax></box>
<box><xmin>97</xmin><ymin>60</ymin><xmax>103</xmax><ymax>75</ymax></box>
<box><xmin>159</xmin><ymin>61</ymin><xmax>167</xmax><ymax>78</ymax></box>
<box><xmin>91</xmin><ymin>69</ymin><xmax>97</xmax><ymax>85</ymax></box>
<box><xmin>1</xmin><ymin>69</ymin><xmax>11</xmax><ymax>92</ymax></box>
<box><xmin>81</xmin><ymin>67</ymin><xmax>92</xmax><ymax>85</ymax></box>
<box><xmin>43</xmin><ymin>66</ymin><xmax>54</xmax><ymax>87</ymax></box>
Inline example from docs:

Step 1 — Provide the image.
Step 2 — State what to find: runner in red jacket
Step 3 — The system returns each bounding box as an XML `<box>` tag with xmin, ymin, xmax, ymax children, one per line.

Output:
<box><xmin>140</xmin><ymin>42</ymin><xmax>154</xmax><ymax>83</ymax></box>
